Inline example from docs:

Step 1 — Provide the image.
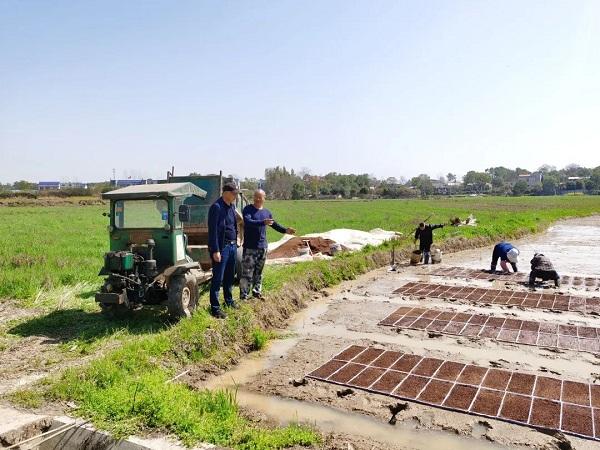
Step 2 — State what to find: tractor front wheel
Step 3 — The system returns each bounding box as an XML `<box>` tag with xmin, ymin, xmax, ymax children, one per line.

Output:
<box><xmin>167</xmin><ymin>272</ymin><xmax>199</xmax><ymax>319</ymax></box>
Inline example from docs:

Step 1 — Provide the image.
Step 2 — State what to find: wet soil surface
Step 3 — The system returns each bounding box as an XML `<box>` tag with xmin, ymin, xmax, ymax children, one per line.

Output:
<box><xmin>192</xmin><ymin>217</ymin><xmax>600</xmax><ymax>449</ymax></box>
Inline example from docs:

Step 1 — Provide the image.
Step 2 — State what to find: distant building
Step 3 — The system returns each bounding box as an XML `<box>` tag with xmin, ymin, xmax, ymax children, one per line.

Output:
<box><xmin>62</xmin><ymin>182</ymin><xmax>88</xmax><ymax>189</ymax></box>
<box><xmin>445</xmin><ymin>181</ymin><xmax>462</xmax><ymax>194</ymax></box>
<box><xmin>517</xmin><ymin>171</ymin><xmax>543</xmax><ymax>187</ymax></box>
<box><xmin>38</xmin><ymin>181</ymin><xmax>61</xmax><ymax>190</ymax></box>
<box><xmin>562</xmin><ymin>176</ymin><xmax>589</xmax><ymax>193</ymax></box>
<box><xmin>431</xmin><ymin>178</ymin><xmax>455</xmax><ymax>195</ymax></box>
<box><xmin>112</xmin><ymin>179</ymin><xmax>155</xmax><ymax>187</ymax></box>
<box><xmin>430</xmin><ymin>179</ymin><xmax>447</xmax><ymax>189</ymax></box>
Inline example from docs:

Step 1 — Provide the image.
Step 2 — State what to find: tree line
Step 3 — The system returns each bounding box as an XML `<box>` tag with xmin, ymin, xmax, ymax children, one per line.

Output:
<box><xmin>3</xmin><ymin>164</ymin><xmax>599</xmax><ymax>199</ymax></box>
<box><xmin>240</xmin><ymin>164</ymin><xmax>600</xmax><ymax>199</ymax></box>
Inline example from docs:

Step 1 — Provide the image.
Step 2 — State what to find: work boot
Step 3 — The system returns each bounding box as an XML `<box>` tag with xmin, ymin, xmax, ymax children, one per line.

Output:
<box><xmin>253</xmin><ymin>292</ymin><xmax>265</xmax><ymax>300</ymax></box>
<box><xmin>211</xmin><ymin>309</ymin><xmax>227</xmax><ymax>319</ymax></box>
<box><xmin>225</xmin><ymin>301</ymin><xmax>239</xmax><ymax>310</ymax></box>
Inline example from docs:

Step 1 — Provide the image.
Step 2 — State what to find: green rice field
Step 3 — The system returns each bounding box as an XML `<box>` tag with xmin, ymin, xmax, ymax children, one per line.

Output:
<box><xmin>1</xmin><ymin>196</ymin><xmax>599</xmax><ymax>301</ymax></box>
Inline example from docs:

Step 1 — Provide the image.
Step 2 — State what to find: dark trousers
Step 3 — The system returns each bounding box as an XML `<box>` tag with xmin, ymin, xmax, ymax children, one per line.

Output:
<box><xmin>209</xmin><ymin>243</ymin><xmax>236</xmax><ymax>312</ymax></box>
<box><xmin>491</xmin><ymin>246</ymin><xmax>517</xmax><ymax>272</ymax></box>
<box><xmin>529</xmin><ymin>269</ymin><xmax>560</xmax><ymax>286</ymax></box>
<box><xmin>419</xmin><ymin>242</ymin><xmax>432</xmax><ymax>264</ymax></box>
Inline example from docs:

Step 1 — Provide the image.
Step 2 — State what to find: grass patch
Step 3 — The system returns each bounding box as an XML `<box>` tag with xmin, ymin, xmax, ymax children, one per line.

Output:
<box><xmin>0</xmin><ymin>206</ymin><xmax>105</xmax><ymax>299</ymax></box>
<box><xmin>251</xmin><ymin>327</ymin><xmax>270</xmax><ymax>350</ymax></box>
<box><xmin>4</xmin><ymin>293</ymin><xmax>171</xmax><ymax>357</ymax></box>
<box><xmin>50</xmin><ymin>367</ymin><xmax>314</xmax><ymax>448</ymax></box>
<box><xmin>15</xmin><ymin>305</ymin><xmax>320</xmax><ymax>448</ymax></box>
<box><xmin>8</xmin><ymin>388</ymin><xmax>45</xmax><ymax>409</ymax></box>
<box><xmin>265</xmin><ymin>196</ymin><xmax>600</xmax><ymax>242</ymax></box>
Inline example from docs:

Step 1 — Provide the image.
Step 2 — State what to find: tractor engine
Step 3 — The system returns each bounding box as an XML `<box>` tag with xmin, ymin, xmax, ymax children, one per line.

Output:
<box><xmin>96</xmin><ymin>239</ymin><xmax>160</xmax><ymax>308</ymax></box>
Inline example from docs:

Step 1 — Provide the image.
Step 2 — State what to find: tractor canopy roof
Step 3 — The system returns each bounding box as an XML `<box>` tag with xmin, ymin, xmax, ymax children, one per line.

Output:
<box><xmin>102</xmin><ymin>182</ymin><xmax>207</xmax><ymax>200</ymax></box>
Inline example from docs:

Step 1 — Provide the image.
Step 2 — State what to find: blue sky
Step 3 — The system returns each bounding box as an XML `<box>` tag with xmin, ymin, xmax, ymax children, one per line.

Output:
<box><xmin>1</xmin><ymin>0</ymin><xmax>598</xmax><ymax>183</ymax></box>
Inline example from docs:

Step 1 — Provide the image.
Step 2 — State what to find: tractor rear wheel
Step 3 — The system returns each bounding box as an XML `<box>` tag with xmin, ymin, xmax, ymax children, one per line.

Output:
<box><xmin>167</xmin><ymin>272</ymin><xmax>199</xmax><ymax>319</ymax></box>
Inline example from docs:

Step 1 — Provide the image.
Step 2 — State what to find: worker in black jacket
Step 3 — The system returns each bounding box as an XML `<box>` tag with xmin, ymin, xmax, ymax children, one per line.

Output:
<box><xmin>414</xmin><ymin>222</ymin><xmax>444</xmax><ymax>264</ymax></box>
<box><xmin>529</xmin><ymin>253</ymin><xmax>560</xmax><ymax>288</ymax></box>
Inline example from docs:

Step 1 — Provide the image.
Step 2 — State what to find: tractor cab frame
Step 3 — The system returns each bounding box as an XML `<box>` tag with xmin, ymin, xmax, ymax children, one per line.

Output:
<box><xmin>95</xmin><ymin>182</ymin><xmax>211</xmax><ymax>318</ymax></box>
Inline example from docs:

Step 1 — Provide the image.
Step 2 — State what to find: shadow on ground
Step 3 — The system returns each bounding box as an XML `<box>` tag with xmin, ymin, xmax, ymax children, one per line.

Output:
<box><xmin>7</xmin><ymin>307</ymin><xmax>171</xmax><ymax>344</ymax></box>
<box><xmin>76</xmin><ymin>288</ymin><xmax>98</xmax><ymax>300</ymax></box>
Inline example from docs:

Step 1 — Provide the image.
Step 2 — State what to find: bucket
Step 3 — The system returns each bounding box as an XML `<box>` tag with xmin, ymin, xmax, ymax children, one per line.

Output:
<box><xmin>431</xmin><ymin>248</ymin><xmax>442</xmax><ymax>264</ymax></box>
<box><xmin>410</xmin><ymin>250</ymin><xmax>421</xmax><ymax>265</ymax></box>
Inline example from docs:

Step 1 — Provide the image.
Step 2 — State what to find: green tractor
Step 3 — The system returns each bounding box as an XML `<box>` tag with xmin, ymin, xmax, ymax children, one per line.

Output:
<box><xmin>95</xmin><ymin>182</ymin><xmax>212</xmax><ymax>318</ymax></box>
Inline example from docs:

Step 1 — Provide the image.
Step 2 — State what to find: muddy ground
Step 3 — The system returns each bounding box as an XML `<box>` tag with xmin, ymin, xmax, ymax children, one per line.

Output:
<box><xmin>192</xmin><ymin>216</ymin><xmax>600</xmax><ymax>449</ymax></box>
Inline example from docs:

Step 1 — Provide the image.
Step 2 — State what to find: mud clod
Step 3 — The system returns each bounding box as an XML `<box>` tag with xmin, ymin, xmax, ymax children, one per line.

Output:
<box><xmin>291</xmin><ymin>378</ymin><xmax>308</xmax><ymax>387</ymax></box>
<box><xmin>336</xmin><ymin>388</ymin><xmax>354</xmax><ymax>398</ymax></box>
<box><xmin>387</xmin><ymin>402</ymin><xmax>409</xmax><ymax>425</ymax></box>
<box><xmin>478</xmin><ymin>420</ymin><xmax>492</xmax><ymax>429</ymax></box>
<box><xmin>538</xmin><ymin>366</ymin><xmax>560</xmax><ymax>376</ymax></box>
<box><xmin>554</xmin><ymin>432</ymin><xmax>573</xmax><ymax>450</ymax></box>
<box><xmin>389</xmin><ymin>403</ymin><xmax>409</xmax><ymax>415</ymax></box>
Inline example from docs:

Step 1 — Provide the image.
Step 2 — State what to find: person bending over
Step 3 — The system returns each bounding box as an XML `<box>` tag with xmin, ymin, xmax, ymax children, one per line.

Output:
<box><xmin>490</xmin><ymin>242</ymin><xmax>519</xmax><ymax>273</ymax></box>
<box><xmin>529</xmin><ymin>253</ymin><xmax>560</xmax><ymax>288</ymax></box>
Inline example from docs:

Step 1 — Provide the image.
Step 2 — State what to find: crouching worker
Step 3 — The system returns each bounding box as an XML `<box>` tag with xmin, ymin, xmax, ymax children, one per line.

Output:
<box><xmin>529</xmin><ymin>253</ymin><xmax>560</xmax><ymax>288</ymax></box>
<box><xmin>490</xmin><ymin>242</ymin><xmax>519</xmax><ymax>273</ymax></box>
<box><xmin>240</xmin><ymin>189</ymin><xmax>296</xmax><ymax>300</ymax></box>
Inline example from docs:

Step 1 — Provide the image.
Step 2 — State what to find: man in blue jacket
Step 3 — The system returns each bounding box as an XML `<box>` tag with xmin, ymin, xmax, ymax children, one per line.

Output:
<box><xmin>490</xmin><ymin>241</ymin><xmax>520</xmax><ymax>273</ymax></box>
<box><xmin>207</xmin><ymin>182</ymin><xmax>240</xmax><ymax>319</ymax></box>
<box><xmin>240</xmin><ymin>189</ymin><xmax>295</xmax><ymax>300</ymax></box>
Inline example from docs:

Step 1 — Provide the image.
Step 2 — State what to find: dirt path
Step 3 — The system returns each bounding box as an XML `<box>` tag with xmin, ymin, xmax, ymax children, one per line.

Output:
<box><xmin>0</xmin><ymin>302</ymin><xmax>50</xmax><ymax>395</ymax></box>
<box><xmin>192</xmin><ymin>216</ymin><xmax>600</xmax><ymax>449</ymax></box>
